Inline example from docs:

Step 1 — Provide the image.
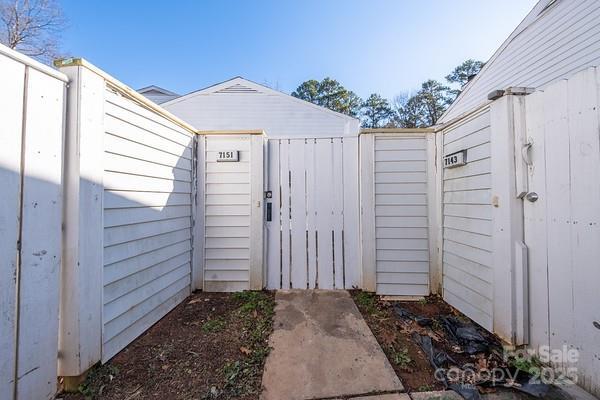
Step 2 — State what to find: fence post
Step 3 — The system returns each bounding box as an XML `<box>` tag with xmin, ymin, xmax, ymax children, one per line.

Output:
<box><xmin>490</xmin><ymin>93</ymin><xmax>528</xmax><ymax>345</ymax></box>
<box><xmin>58</xmin><ymin>62</ymin><xmax>105</xmax><ymax>382</ymax></box>
<box><xmin>359</xmin><ymin>133</ymin><xmax>376</xmax><ymax>292</ymax></box>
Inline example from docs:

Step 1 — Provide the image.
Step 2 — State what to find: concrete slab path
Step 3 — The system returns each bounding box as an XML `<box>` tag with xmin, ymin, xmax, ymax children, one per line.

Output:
<box><xmin>261</xmin><ymin>290</ymin><xmax>404</xmax><ymax>400</ymax></box>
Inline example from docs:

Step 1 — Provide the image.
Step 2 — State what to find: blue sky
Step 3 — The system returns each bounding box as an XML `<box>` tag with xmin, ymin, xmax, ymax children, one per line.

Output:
<box><xmin>58</xmin><ymin>0</ymin><xmax>537</xmax><ymax>100</ymax></box>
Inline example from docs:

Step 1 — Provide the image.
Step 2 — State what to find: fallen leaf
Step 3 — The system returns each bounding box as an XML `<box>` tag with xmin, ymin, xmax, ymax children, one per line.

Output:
<box><xmin>188</xmin><ymin>298</ymin><xmax>202</xmax><ymax>305</ymax></box>
<box><xmin>240</xmin><ymin>346</ymin><xmax>252</xmax><ymax>355</ymax></box>
<box><xmin>161</xmin><ymin>364</ymin><xmax>170</xmax><ymax>370</ymax></box>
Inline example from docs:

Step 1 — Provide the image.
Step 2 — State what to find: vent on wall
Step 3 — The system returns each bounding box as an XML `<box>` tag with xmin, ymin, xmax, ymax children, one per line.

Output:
<box><xmin>215</xmin><ymin>83</ymin><xmax>261</xmax><ymax>94</ymax></box>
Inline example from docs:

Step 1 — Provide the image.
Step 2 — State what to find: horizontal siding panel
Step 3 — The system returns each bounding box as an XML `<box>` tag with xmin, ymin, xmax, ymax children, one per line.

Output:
<box><xmin>206</xmin><ymin>151</ymin><xmax>250</xmax><ymax>162</ymax></box>
<box><xmin>205</xmin><ymin>237</ymin><xmax>250</xmax><ymax>249</ymax></box>
<box><xmin>204</xmin><ymin>281</ymin><xmax>249</xmax><ymax>292</ymax></box>
<box><xmin>105</xmin><ymin>115</ymin><xmax>192</xmax><ymax>159</ymax></box>
<box><xmin>444</xmin><ymin>264</ymin><xmax>492</xmax><ymax>301</ymax></box>
<box><xmin>104</xmin><ymin>152</ymin><xmax>191</xmax><ymax>182</ymax></box>
<box><xmin>444</xmin><ymin>204</ymin><xmax>491</xmax><ymax>220</ymax></box>
<box><xmin>443</xmin><ymin>215</ymin><xmax>492</xmax><ymax>236</ymax></box>
<box><xmin>443</xmin><ymin>228</ymin><xmax>492</xmax><ymax>252</ymax></box>
<box><xmin>375</xmin><ymin>205</ymin><xmax>427</xmax><ymax>217</ymax></box>
<box><xmin>375</xmin><ymin>138</ymin><xmax>426</xmax><ymax>150</ymax></box>
<box><xmin>444</xmin><ymin>277</ymin><xmax>492</xmax><ymax>317</ymax></box>
<box><xmin>205</xmin><ymin>172</ymin><xmax>249</xmax><ymax>184</ymax></box>
<box><xmin>375</xmin><ymin>160</ymin><xmax>426</xmax><ymax>172</ymax></box>
<box><xmin>104</xmin><ymin>266</ymin><xmax>190</xmax><ymax>324</ymax></box>
<box><xmin>205</xmin><ymin>248</ymin><xmax>249</xmax><ymax>260</ymax></box>
<box><xmin>376</xmin><ymin>272</ymin><xmax>429</xmax><ymax>285</ymax></box>
<box><xmin>443</xmin><ymin>189</ymin><xmax>491</xmax><ymax>205</ymax></box>
<box><xmin>205</xmin><ymin>194</ymin><xmax>250</xmax><ymax>205</ymax></box>
<box><xmin>376</xmin><ymin>261</ymin><xmax>429</xmax><ymax>273</ymax></box>
<box><xmin>206</xmin><ymin>162</ymin><xmax>249</xmax><ymax>173</ymax></box>
<box><xmin>104</xmin><ymin>240</ymin><xmax>191</xmax><ymax>284</ymax></box>
<box><xmin>206</xmin><ymin>183</ymin><xmax>250</xmax><ymax>195</ymax></box>
<box><xmin>102</xmin><ymin>285</ymin><xmax>189</xmax><ymax>362</ymax></box>
<box><xmin>104</xmin><ymin>171</ymin><xmax>191</xmax><ymax>193</ymax></box>
<box><xmin>443</xmin><ymin>251</ymin><xmax>492</xmax><ymax>284</ymax></box>
<box><xmin>444</xmin><ymin>240</ymin><xmax>491</xmax><ymax>267</ymax></box>
<box><xmin>105</xmin><ymin>133</ymin><xmax>192</xmax><ymax>170</ymax></box>
<box><xmin>376</xmin><ymin>249</ymin><xmax>429</xmax><ymax>262</ymax></box>
<box><xmin>104</xmin><ymin>217</ymin><xmax>191</xmax><ymax>247</ymax></box>
<box><xmin>443</xmin><ymin>111</ymin><xmax>491</xmax><ymax>144</ymax></box>
<box><xmin>104</xmin><ymin>191</ymin><xmax>190</xmax><ymax>209</ymax></box>
<box><xmin>376</xmin><ymin>283</ymin><xmax>429</xmax><ymax>296</ymax></box>
<box><xmin>104</xmin><ymin>253</ymin><xmax>190</xmax><ymax>304</ymax></box>
<box><xmin>443</xmin><ymin>128</ymin><xmax>490</xmax><ymax>154</ymax></box>
<box><xmin>205</xmin><ymin>216</ymin><xmax>250</xmax><ymax>228</ymax></box>
<box><xmin>376</xmin><ymin>216</ymin><xmax>428</xmax><ymax>228</ymax></box>
<box><xmin>204</xmin><ymin>270</ymin><xmax>249</xmax><ymax>282</ymax></box>
<box><xmin>103</xmin><ymin>276</ymin><xmax>190</xmax><ymax>351</ymax></box>
<box><xmin>205</xmin><ymin>259</ymin><xmax>250</xmax><ymax>270</ymax></box>
<box><xmin>375</xmin><ymin>183</ymin><xmax>427</xmax><ymax>194</ymax></box>
<box><xmin>205</xmin><ymin>226</ymin><xmax>250</xmax><ymax>238</ymax></box>
<box><xmin>375</xmin><ymin>149</ymin><xmax>426</xmax><ymax>161</ymax></box>
<box><xmin>105</xmin><ymin>95</ymin><xmax>192</xmax><ymax>144</ymax></box>
<box><xmin>375</xmin><ymin>194</ymin><xmax>427</xmax><ymax>205</ymax></box>
<box><xmin>104</xmin><ymin>228</ymin><xmax>191</xmax><ymax>265</ymax></box>
<box><xmin>443</xmin><ymin>289</ymin><xmax>492</xmax><ymax>331</ymax></box>
<box><xmin>443</xmin><ymin>174</ymin><xmax>491</xmax><ymax>192</ymax></box>
<box><xmin>376</xmin><ymin>238</ymin><xmax>429</xmax><ymax>250</ymax></box>
<box><xmin>375</xmin><ymin>172</ymin><xmax>426</xmax><ymax>183</ymax></box>
<box><xmin>205</xmin><ymin>205</ymin><xmax>249</xmax><ymax>216</ymax></box>
<box><xmin>205</xmin><ymin>138</ymin><xmax>251</xmax><ymax>151</ymax></box>
<box><xmin>376</xmin><ymin>227</ymin><xmax>428</xmax><ymax>239</ymax></box>
<box><xmin>443</xmin><ymin>158</ymin><xmax>491</xmax><ymax>180</ymax></box>
<box><xmin>104</xmin><ymin>205</ymin><xmax>191</xmax><ymax>228</ymax></box>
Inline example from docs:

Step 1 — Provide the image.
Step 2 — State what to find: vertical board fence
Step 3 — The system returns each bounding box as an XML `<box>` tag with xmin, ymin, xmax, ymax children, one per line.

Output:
<box><xmin>265</xmin><ymin>137</ymin><xmax>360</xmax><ymax>290</ymax></box>
<box><xmin>0</xmin><ymin>45</ymin><xmax>67</xmax><ymax>400</ymax></box>
<box><xmin>524</xmin><ymin>67</ymin><xmax>600</xmax><ymax>395</ymax></box>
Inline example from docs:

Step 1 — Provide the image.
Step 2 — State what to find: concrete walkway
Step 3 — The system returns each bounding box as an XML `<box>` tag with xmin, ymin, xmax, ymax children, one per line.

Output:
<box><xmin>260</xmin><ymin>290</ymin><xmax>404</xmax><ymax>400</ymax></box>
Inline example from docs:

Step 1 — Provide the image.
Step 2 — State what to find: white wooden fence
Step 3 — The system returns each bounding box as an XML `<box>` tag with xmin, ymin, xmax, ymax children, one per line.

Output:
<box><xmin>0</xmin><ymin>46</ymin><xmax>67</xmax><ymax>400</ymax></box>
<box><xmin>265</xmin><ymin>137</ymin><xmax>360</xmax><ymax>290</ymax></box>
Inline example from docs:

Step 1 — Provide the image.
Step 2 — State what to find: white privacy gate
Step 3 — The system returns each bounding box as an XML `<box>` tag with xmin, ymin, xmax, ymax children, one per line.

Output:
<box><xmin>265</xmin><ymin>138</ymin><xmax>360</xmax><ymax>289</ymax></box>
<box><xmin>523</xmin><ymin>67</ymin><xmax>600</xmax><ymax>395</ymax></box>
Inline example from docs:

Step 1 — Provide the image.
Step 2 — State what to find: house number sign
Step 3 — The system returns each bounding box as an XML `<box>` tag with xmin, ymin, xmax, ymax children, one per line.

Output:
<box><xmin>216</xmin><ymin>150</ymin><xmax>239</xmax><ymax>162</ymax></box>
<box><xmin>443</xmin><ymin>150</ymin><xmax>467</xmax><ymax>168</ymax></box>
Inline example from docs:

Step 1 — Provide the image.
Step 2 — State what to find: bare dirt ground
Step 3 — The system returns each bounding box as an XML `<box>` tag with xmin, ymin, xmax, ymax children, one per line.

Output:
<box><xmin>62</xmin><ymin>290</ymin><xmax>275</xmax><ymax>400</ymax></box>
<box><xmin>350</xmin><ymin>291</ymin><xmax>501</xmax><ymax>394</ymax></box>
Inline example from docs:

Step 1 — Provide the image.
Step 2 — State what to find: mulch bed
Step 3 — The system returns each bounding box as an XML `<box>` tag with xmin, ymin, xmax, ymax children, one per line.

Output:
<box><xmin>63</xmin><ymin>290</ymin><xmax>275</xmax><ymax>400</ymax></box>
<box><xmin>350</xmin><ymin>290</ymin><xmax>499</xmax><ymax>394</ymax></box>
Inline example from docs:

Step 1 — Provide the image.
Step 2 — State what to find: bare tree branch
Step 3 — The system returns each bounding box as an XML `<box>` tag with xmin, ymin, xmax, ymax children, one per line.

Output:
<box><xmin>0</xmin><ymin>0</ymin><xmax>66</xmax><ymax>63</ymax></box>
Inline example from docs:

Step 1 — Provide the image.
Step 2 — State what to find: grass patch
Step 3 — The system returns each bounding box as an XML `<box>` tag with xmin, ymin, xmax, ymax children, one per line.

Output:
<box><xmin>389</xmin><ymin>346</ymin><xmax>412</xmax><ymax>369</ymax></box>
<box><xmin>354</xmin><ymin>291</ymin><xmax>378</xmax><ymax>314</ymax></box>
<box><xmin>202</xmin><ymin>317</ymin><xmax>227</xmax><ymax>333</ymax></box>
<box><xmin>75</xmin><ymin>363</ymin><xmax>119</xmax><ymax>399</ymax></box>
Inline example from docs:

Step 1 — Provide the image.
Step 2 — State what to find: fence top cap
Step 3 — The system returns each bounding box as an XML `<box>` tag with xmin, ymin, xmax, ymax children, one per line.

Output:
<box><xmin>197</xmin><ymin>130</ymin><xmax>266</xmax><ymax>136</ymax></box>
<box><xmin>359</xmin><ymin>128</ymin><xmax>435</xmax><ymax>135</ymax></box>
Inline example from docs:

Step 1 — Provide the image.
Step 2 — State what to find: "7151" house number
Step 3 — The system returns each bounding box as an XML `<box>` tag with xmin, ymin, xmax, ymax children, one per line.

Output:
<box><xmin>216</xmin><ymin>150</ymin><xmax>239</xmax><ymax>162</ymax></box>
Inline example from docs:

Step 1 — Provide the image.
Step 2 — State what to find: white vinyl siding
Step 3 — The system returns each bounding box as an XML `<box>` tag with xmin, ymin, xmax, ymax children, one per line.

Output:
<box><xmin>442</xmin><ymin>109</ymin><xmax>493</xmax><ymax>330</ymax></box>
<box><xmin>102</xmin><ymin>89</ymin><xmax>194</xmax><ymax>361</ymax></box>
<box><xmin>163</xmin><ymin>78</ymin><xmax>359</xmax><ymax>139</ymax></box>
<box><xmin>202</xmin><ymin>136</ymin><xmax>252</xmax><ymax>292</ymax></box>
<box><xmin>374</xmin><ymin>136</ymin><xmax>430</xmax><ymax>296</ymax></box>
<box><xmin>443</xmin><ymin>0</ymin><xmax>600</xmax><ymax>121</ymax></box>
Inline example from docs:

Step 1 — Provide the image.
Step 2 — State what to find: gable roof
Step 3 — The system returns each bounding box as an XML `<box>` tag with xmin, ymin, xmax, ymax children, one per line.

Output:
<box><xmin>137</xmin><ymin>85</ymin><xmax>179</xmax><ymax>96</ymax></box>
<box><xmin>162</xmin><ymin>76</ymin><xmax>358</xmax><ymax>122</ymax></box>
<box><xmin>439</xmin><ymin>0</ymin><xmax>590</xmax><ymax>123</ymax></box>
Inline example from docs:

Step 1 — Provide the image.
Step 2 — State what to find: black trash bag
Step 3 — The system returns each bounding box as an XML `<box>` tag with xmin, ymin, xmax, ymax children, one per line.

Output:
<box><xmin>440</xmin><ymin>316</ymin><xmax>489</xmax><ymax>354</ymax></box>
<box><xmin>414</xmin><ymin>315</ymin><xmax>433</xmax><ymax>327</ymax></box>
<box><xmin>511</xmin><ymin>370</ymin><xmax>550</xmax><ymax>398</ymax></box>
<box><xmin>412</xmin><ymin>333</ymin><xmax>457</xmax><ymax>369</ymax></box>
<box><xmin>448</xmin><ymin>383</ymin><xmax>482</xmax><ymax>400</ymax></box>
<box><xmin>392</xmin><ymin>305</ymin><xmax>414</xmax><ymax>320</ymax></box>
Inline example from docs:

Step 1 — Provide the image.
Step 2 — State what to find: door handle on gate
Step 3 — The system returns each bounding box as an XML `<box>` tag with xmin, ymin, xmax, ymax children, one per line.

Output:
<box><xmin>522</xmin><ymin>140</ymin><xmax>533</xmax><ymax>166</ymax></box>
<box><xmin>266</xmin><ymin>202</ymin><xmax>272</xmax><ymax>221</ymax></box>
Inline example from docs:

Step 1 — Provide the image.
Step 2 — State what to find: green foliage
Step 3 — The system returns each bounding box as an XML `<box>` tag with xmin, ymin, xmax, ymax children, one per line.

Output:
<box><xmin>389</xmin><ymin>346</ymin><xmax>412</xmax><ymax>368</ymax></box>
<box><xmin>292</xmin><ymin>77</ymin><xmax>362</xmax><ymax>117</ymax></box>
<box><xmin>233</xmin><ymin>290</ymin><xmax>275</xmax><ymax>317</ymax></box>
<box><xmin>392</xmin><ymin>79</ymin><xmax>453</xmax><ymax>128</ymax></box>
<box><xmin>417</xmin><ymin>384</ymin><xmax>434</xmax><ymax>392</ymax></box>
<box><xmin>360</xmin><ymin>93</ymin><xmax>394</xmax><ymax>128</ymax></box>
<box><xmin>77</xmin><ymin>363</ymin><xmax>119</xmax><ymax>399</ymax></box>
<box><xmin>445</xmin><ymin>59</ymin><xmax>484</xmax><ymax>88</ymax></box>
<box><xmin>202</xmin><ymin>317</ymin><xmax>226</xmax><ymax>333</ymax></box>
<box><xmin>354</xmin><ymin>291</ymin><xmax>378</xmax><ymax>314</ymax></box>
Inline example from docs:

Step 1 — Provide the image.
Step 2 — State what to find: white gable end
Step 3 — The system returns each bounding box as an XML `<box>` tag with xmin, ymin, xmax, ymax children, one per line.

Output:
<box><xmin>441</xmin><ymin>0</ymin><xmax>600</xmax><ymax>122</ymax></box>
<box><xmin>162</xmin><ymin>77</ymin><xmax>360</xmax><ymax>138</ymax></box>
